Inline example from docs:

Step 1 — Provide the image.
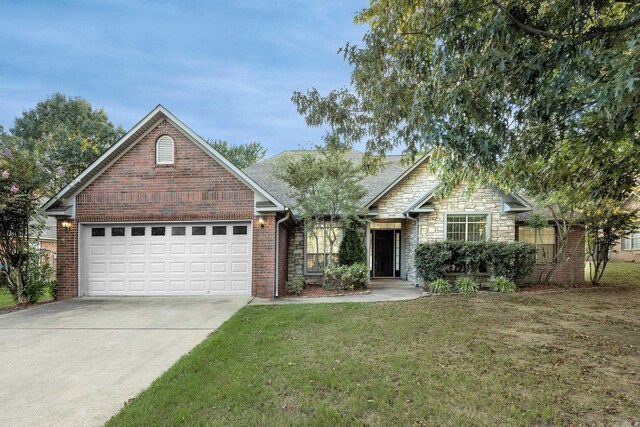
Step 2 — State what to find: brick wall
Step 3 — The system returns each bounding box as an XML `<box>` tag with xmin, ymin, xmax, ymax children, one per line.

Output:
<box><xmin>56</xmin><ymin>219</ymin><xmax>78</xmax><ymax>300</ymax></box>
<box><xmin>75</xmin><ymin>120</ymin><xmax>254</xmax><ymax>222</ymax></box>
<box><xmin>524</xmin><ymin>226</ymin><xmax>586</xmax><ymax>284</ymax></box>
<box><xmin>55</xmin><ymin>119</ymin><xmax>278</xmax><ymax>299</ymax></box>
<box><xmin>252</xmin><ymin>214</ymin><xmax>276</xmax><ymax>298</ymax></box>
<box><xmin>277</xmin><ymin>222</ymin><xmax>289</xmax><ymax>296</ymax></box>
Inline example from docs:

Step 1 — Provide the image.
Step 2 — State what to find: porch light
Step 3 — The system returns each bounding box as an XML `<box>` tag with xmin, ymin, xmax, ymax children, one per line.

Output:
<box><xmin>62</xmin><ymin>220</ymin><xmax>71</xmax><ymax>232</ymax></box>
<box><xmin>258</xmin><ymin>216</ymin><xmax>265</xmax><ymax>228</ymax></box>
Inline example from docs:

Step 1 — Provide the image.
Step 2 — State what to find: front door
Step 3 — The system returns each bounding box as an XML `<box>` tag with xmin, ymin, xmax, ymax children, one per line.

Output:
<box><xmin>374</xmin><ymin>230</ymin><xmax>394</xmax><ymax>277</ymax></box>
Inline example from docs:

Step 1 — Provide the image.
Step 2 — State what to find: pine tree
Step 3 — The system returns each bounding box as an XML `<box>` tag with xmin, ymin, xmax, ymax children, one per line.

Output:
<box><xmin>338</xmin><ymin>224</ymin><xmax>366</xmax><ymax>266</ymax></box>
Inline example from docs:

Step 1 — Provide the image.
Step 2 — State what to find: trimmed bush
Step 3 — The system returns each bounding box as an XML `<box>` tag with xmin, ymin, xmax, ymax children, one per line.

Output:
<box><xmin>415</xmin><ymin>241</ymin><xmax>537</xmax><ymax>284</ymax></box>
<box><xmin>428</xmin><ymin>278</ymin><xmax>452</xmax><ymax>293</ymax></box>
<box><xmin>323</xmin><ymin>262</ymin><xmax>368</xmax><ymax>291</ymax></box>
<box><xmin>285</xmin><ymin>279</ymin><xmax>305</xmax><ymax>295</ymax></box>
<box><xmin>338</xmin><ymin>224</ymin><xmax>366</xmax><ymax>266</ymax></box>
<box><xmin>454</xmin><ymin>276</ymin><xmax>479</xmax><ymax>293</ymax></box>
<box><xmin>491</xmin><ymin>276</ymin><xmax>517</xmax><ymax>293</ymax></box>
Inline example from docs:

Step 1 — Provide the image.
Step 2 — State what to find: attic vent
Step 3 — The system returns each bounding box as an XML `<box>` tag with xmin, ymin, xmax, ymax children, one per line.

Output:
<box><xmin>156</xmin><ymin>135</ymin><xmax>174</xmax><ymax>165</ymax></box>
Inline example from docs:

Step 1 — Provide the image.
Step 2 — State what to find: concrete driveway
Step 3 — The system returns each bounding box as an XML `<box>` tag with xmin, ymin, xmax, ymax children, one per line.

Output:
<box><xmin>0</xmin><ymin>296</ymin><xmax>251</xmax><ymax>426</ymax></box>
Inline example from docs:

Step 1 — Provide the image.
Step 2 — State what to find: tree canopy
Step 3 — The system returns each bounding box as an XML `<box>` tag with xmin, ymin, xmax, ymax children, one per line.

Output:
<box><xmin>293</xmin><ymin>0</ymin><xmax>640</xmax><ymax>195</ymax></box>
<box><xmin>207</xmin><ymin>140</ymin><xmax>266</xmax><ymax>169</ymax></box>
<box><xmin>10</xmin><ymin>92</ymin><xmax>124</xmax><ymax>181</ymax></box>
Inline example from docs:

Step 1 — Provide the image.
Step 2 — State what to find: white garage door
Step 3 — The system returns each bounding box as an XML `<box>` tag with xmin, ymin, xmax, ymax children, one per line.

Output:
<box><xmin>81</xmin><ymin>222</ymin><xmax>252</xmax><ymax>296</ymax></box>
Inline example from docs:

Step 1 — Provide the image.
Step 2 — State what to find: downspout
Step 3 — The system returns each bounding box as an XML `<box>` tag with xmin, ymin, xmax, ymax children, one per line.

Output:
<box><xmin>404</xmin><ymin>212</ymin><xmax>419</xmax><ymax>286</ymax></box>
<box><xmin>274</xmin><ymin>209</ymin><xmax>291</xmax><ymax>299</ymax></box>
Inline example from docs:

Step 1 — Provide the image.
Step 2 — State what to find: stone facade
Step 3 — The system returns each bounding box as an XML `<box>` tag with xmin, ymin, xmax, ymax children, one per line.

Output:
<box><xmin>375</xmin><ymin>162</ymin><xmax>439</xmax><ymax>218</ymax></box>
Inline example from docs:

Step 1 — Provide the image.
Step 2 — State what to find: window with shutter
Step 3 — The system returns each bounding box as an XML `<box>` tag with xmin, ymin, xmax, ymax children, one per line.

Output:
<box><xmin>156</xmin><ymin>135</ymin><xmax>174</xmax><ymax>164</ymax></box>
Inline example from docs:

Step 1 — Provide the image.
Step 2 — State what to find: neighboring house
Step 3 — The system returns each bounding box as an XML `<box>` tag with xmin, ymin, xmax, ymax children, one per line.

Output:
<box><xmin>609</xmin><ymin>193</ymin><xmax>640</xmax><ymax>262</ymax></box>
<box><xmin>44</xmin><ymin>106</ymin><xmax>585</xmax><ymax>300</ymax></box>
<box><xmin>36</xmin><ymin>216</ymin><xmax>58</xmax><ymax>271</ymax></box>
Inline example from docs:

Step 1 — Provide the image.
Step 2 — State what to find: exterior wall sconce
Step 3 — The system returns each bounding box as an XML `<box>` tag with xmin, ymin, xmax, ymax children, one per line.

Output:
<box><xmin>258</xmin><ymin>216</ymin><xmax>265</xmax><ymax>228</ymax></box>
<box><xmin>62</xmin><ymin>220</ymin><xmax>71</xmax><ymax>232</ymax></box>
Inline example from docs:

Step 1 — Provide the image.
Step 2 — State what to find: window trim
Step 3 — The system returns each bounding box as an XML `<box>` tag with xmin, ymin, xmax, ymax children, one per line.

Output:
<box><xmin>443</xmin><ymin>212</ymin><xmax>491</xmax><ymax>241</ymax></box>
<box><xmin>303</xmin><ymin>221</ymin><xmax>344</xmax><ymax>275</ymax></box>
<box><xmin>156</xmin><ymin>135</ymin><xmax>175</xmax><ymax>165</ymax></box>
<box><xmin>622</xmin><ymin>232</ymin><xmax>640</xmax><ymax>250</ymax></box>
<box><xmin>517</xmin><ymin>225</ymin><xmax>557</xmax><ymax>264</ymax></box>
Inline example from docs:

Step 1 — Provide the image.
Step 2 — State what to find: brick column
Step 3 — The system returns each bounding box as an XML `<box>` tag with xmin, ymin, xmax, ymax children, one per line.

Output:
<box><xmin>252</xmin><ymin>214</ymin><xmax>276</xmax><ymax>299</ymax></box>
<box><xmin>56</xmin><ymin>219</ymin><xmax>78</xmax><ymax>299</ymax></box>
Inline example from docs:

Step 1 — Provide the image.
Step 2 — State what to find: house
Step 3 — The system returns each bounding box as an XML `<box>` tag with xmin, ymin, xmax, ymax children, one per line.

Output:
<box><xmin>36</xmin><ymin>216</ymin><xmax>57</xmax><ymax>272</ymax></box>
<box><xmin>609</xmin><ymin>192</ymin><xmax>640</xmax><ymax>262</ymax></box>
<box><xmin>44</xmin><ymin>106</ymin><xmax>585</xmax><ymax>300</ymax></box>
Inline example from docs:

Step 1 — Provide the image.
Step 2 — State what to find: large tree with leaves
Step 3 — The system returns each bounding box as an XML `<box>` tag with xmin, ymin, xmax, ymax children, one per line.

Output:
<box><xmin>10</xmin><ymin>92</ymin><xmax>124</xmax><ymax>180</ymax></box>
<box><xmin>294</xmin><ymin>1</ymin><xmax>639</xmax><ymax>186</ymax></box>
<box><xmin>294</xmin><ymin>0</ymin><xmax>640</xmax><ymax>282</ymax></box>
<box><xmin>207</xmin><ymin>140</ymin><xmax>266</xmax><ymax>169</ymax></box>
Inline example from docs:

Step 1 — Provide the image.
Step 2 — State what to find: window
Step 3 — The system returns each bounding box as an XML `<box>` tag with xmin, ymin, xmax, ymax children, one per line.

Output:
<box><xmin>151</xmin><ymin>226</ymin><xmax>165</xmax><ymax>236</ymax></box>
<box><xmin>156</xmin><ymin>135</ymin><xmax>174</xmax><ymax>165</ymax></box>
<box><xmin>171</xmin><ymin>226</ymin><xmax>186</xmax><ymax>236</ymax></box>
<box><xmin>305</xmin><ymin>222</ymin><xmax>344</xmax><ymax>274</ymax></box>
<box><xmin>192</xmin><ymin>226</ymin><xmax>206</xmax><ymax>236</ymax></box>
<box><xmin>91</xmin><ymin>228</ymin><xmax>105</xmax><ymax>237</ymax></box>
<box><xmin>213</xmin><ymin>226</ymin><xmax>227</xmax><ymax>235</ymax></box>
<box><xmin>623</xmin><ymin>232</ymin><xmax>640</xmax><ymax>250</ymax></box>
<box><xmin>232</xmin><ymin>225</ymin><xmax>247</xmax><ymax>235</ymax></box>
<box><xmin>446</xmin><ymin>214</ymin><xmax>488</xmax><ymax>241</ymax></box>
<box><xmin>131</xmin><ymin>227</ymin><xmax>145</xmax><ymax>236</ymax></box>
<box><xmin>518</xmin><ymin>226</ymin><xmax>556</xmax><ymax>263</ymax></box>
<box><xmin>111</xmin><ymin>227</ymin><xmax>125</xmax><ymax>237</ymax></box>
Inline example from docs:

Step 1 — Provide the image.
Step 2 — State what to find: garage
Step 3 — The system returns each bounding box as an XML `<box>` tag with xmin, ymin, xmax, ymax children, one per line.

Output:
<box><xmin>81</xmin><ymin>222</ymin><xmax>252</xmax><ymax>296</ymax></box>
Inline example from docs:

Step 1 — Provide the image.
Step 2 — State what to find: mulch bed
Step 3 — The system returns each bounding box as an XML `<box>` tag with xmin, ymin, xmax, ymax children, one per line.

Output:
<box><xmin>283</xmin><ymin>285</ymin><xmax>371</xmax><ymax>298</ymax></box>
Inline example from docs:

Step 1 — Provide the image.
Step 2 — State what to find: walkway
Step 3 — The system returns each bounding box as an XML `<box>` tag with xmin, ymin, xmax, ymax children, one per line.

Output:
<box><xmin>251</xmin><ymin>279</ymin><xmax>425</xmax><ymax>305</ymax></box>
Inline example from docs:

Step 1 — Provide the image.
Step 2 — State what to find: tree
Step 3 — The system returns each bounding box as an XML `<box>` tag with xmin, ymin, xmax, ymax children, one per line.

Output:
<box><xmin>293</xmin><ymin>1</ymin><xmax>640</xmax><ymax>282</ymax></box>
<box><xmin>0</xmin><ymin>133</ymin><xmax>61</xmax><ymax>304</ymax></box>
<box><xmin>584</xmin><ymin>201</ymin><xmax>638</xmax><ymax>284</ymax></box>
<box><xmin>338</xmin><ymin>223</ymin><xmax>366</xmax><ymax>266</ymax></box>
<box><xmin>293</xmin><ymin>1</ymin><xmax>640</xmax><ymax>187</ymax></box>
<box><xmin>11</xmin><ymin>92</ymin><xmax>124</xmax><ymax>181</ymax></box>
<box><xmin>207</xmin><ymin>140</ymin><xmax>266</xmax><ymax>169</ymax></box>
<box><xmin>274</xmin><ymin>149</ymin><xmax>367</xmax><ymax>271</ymax></box>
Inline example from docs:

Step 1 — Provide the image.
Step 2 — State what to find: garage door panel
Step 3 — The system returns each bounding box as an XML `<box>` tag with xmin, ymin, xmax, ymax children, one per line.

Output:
<box><xmin>83</xmin><ymin>222</ymin><xmax>252</xmax><ymax>296</ymax></box>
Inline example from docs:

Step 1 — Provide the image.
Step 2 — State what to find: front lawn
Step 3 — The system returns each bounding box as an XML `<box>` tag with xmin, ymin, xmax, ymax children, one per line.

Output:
<box><xmin>108</xmin><ymin>286</ymin><xmax>640</xmax><ymax>426</ymax></box>
<box><xmin>588</xmin><ymin>261</ymin><xmax>640</xmax><ymax>287</ymax></box>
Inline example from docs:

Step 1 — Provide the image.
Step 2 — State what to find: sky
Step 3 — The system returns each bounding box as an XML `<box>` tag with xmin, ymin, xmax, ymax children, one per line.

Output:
<box><xmin>0</xmin><ymin>0</ymin><xmax>369</xmax><ymax>156</ymax></box>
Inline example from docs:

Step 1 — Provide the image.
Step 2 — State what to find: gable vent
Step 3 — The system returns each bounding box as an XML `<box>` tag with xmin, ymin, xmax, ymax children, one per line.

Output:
<box><xmin>156</xmin><ymin>135</ymin><xmax>174</xmax><ymax>165</ymax></box>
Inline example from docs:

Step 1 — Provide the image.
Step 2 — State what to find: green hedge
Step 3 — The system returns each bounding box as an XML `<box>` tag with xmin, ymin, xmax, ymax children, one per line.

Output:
<box><xmin>415</xmin><ymin>241</ymin><xmax>537</xmax><ymax>284</ymax></box>
<box><xmin>323</xmin><ymin>263</ymin><xmax>369</xmax><ymax>291</ymax></box>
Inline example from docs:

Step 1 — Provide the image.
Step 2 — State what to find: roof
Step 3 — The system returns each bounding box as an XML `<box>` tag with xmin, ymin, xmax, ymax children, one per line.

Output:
<box><xmin>243</xmin><ymin>149</ymin><xmax>409</xmax><ymax>209</ymax></box>
<box><xmin>43</xmin><ymin>105</ymin><xmax>284</xmax><ymax>214</ymax></box>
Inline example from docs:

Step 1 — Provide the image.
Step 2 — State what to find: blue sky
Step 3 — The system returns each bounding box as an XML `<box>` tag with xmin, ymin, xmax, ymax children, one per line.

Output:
<box><xmin>0</xmin><ymin>0</ymin><xmax>368</xmax><ymax>155</ymax></box>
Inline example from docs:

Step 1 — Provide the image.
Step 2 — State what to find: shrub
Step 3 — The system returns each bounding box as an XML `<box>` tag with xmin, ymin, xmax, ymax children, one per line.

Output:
<box><xmin>428</xmin><ymin>278</ymin><xmax>452</xmax><ymax>293</ymax></box>
<box><xmin>415</xmin><ymin>241</ymin><xmax>537</xmax><ymax>284</ymax></box>
<box><xmin>338</xmin><ymin>224</ymin><xmax>366</xmax><ymax>266</ymax></box>
<box><xmin>323</xmin><ymin>262</ymin><xmax>368</xmax><ymax>290</ymax></box>
<box><xmin>19</xmin><ymin>251</ymin><xmax>54</xmax><ymax>303</ymax></box>
<box><xmin>285</xmin><ymin>279</ymin><xmax>305</xmax><ymax>295</ymax></box>
<box><xmin>454</xmin><ymin>276</ymin><xmax>479</xmax><ymax>293</ymax></box>
<box><xmin>491</xmin><ymin>276</ymin><xmax>517</xmax><ymax>293</ymax></box>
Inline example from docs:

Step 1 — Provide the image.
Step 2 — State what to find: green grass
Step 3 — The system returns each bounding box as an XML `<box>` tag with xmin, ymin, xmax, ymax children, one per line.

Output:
<box><xmin>0</xmin><ymin>288</ymin><xmax>53</xmax><ymax>308</ymax></box>
<box><xmin>587</xmin><ymin>261</ymin><xmax>640</xmax><ymax>286</ymax></box>
<box><xmin>108</xmin><ymin>286</ymin><xmax>640</xmax><ymax>426</ymax></box>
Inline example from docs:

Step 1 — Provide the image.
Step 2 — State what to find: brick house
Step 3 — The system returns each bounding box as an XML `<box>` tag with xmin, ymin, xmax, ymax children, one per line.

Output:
<box><xmin>44</xmin><ymin>106</ymin><xmax>585</xmax><ymax>300</ymax></box>
<box><xmin>609</xmin><ymin>193</ymin><xmax>640</xmax><ymax>263</ymax></box>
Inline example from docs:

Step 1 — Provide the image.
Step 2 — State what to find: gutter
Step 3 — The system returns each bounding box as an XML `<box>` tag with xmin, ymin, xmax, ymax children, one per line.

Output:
<box><xmin>274</xmin><ymin>209</ymin><xmax>291</xmax><ymax>299</ymax></box>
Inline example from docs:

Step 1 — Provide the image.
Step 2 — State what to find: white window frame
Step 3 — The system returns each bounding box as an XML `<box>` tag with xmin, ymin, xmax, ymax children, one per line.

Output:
<box><xmin>304</xmin><ymin>221</ymin><xmax>344</xmax><ymax>275</ymax></box>
<box><xmin>156</xmin><ymin>135</ymin><xmax>175</xmax><ymax>165</ymax></box>
<box><xmin>517</xmin><ymin>225</ymin><xmax>557</xmax><ymax>264</ymax></box>
<box><xmin>623</xmin><ymin>232</ymin><xmax>640</xmax><ymax>250</ymax></box>
<box><xmin>444</xmin><ymin>212</ymin><xmax>491</xmax><ymax>241</ymax></box>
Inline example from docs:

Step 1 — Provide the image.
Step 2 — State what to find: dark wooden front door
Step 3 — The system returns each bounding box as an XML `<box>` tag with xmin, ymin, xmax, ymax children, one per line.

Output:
<box><xmin>374</xmin><ymin>230</ymin><xmax>394</xmax><ymax>277</ymax></box>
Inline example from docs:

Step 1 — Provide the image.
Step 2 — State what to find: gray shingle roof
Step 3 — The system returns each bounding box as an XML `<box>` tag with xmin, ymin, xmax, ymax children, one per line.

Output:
<box><xmin>243</xmin><ymin>149</ymin><xmax>409</xmax><ymax>210</ymax></box>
